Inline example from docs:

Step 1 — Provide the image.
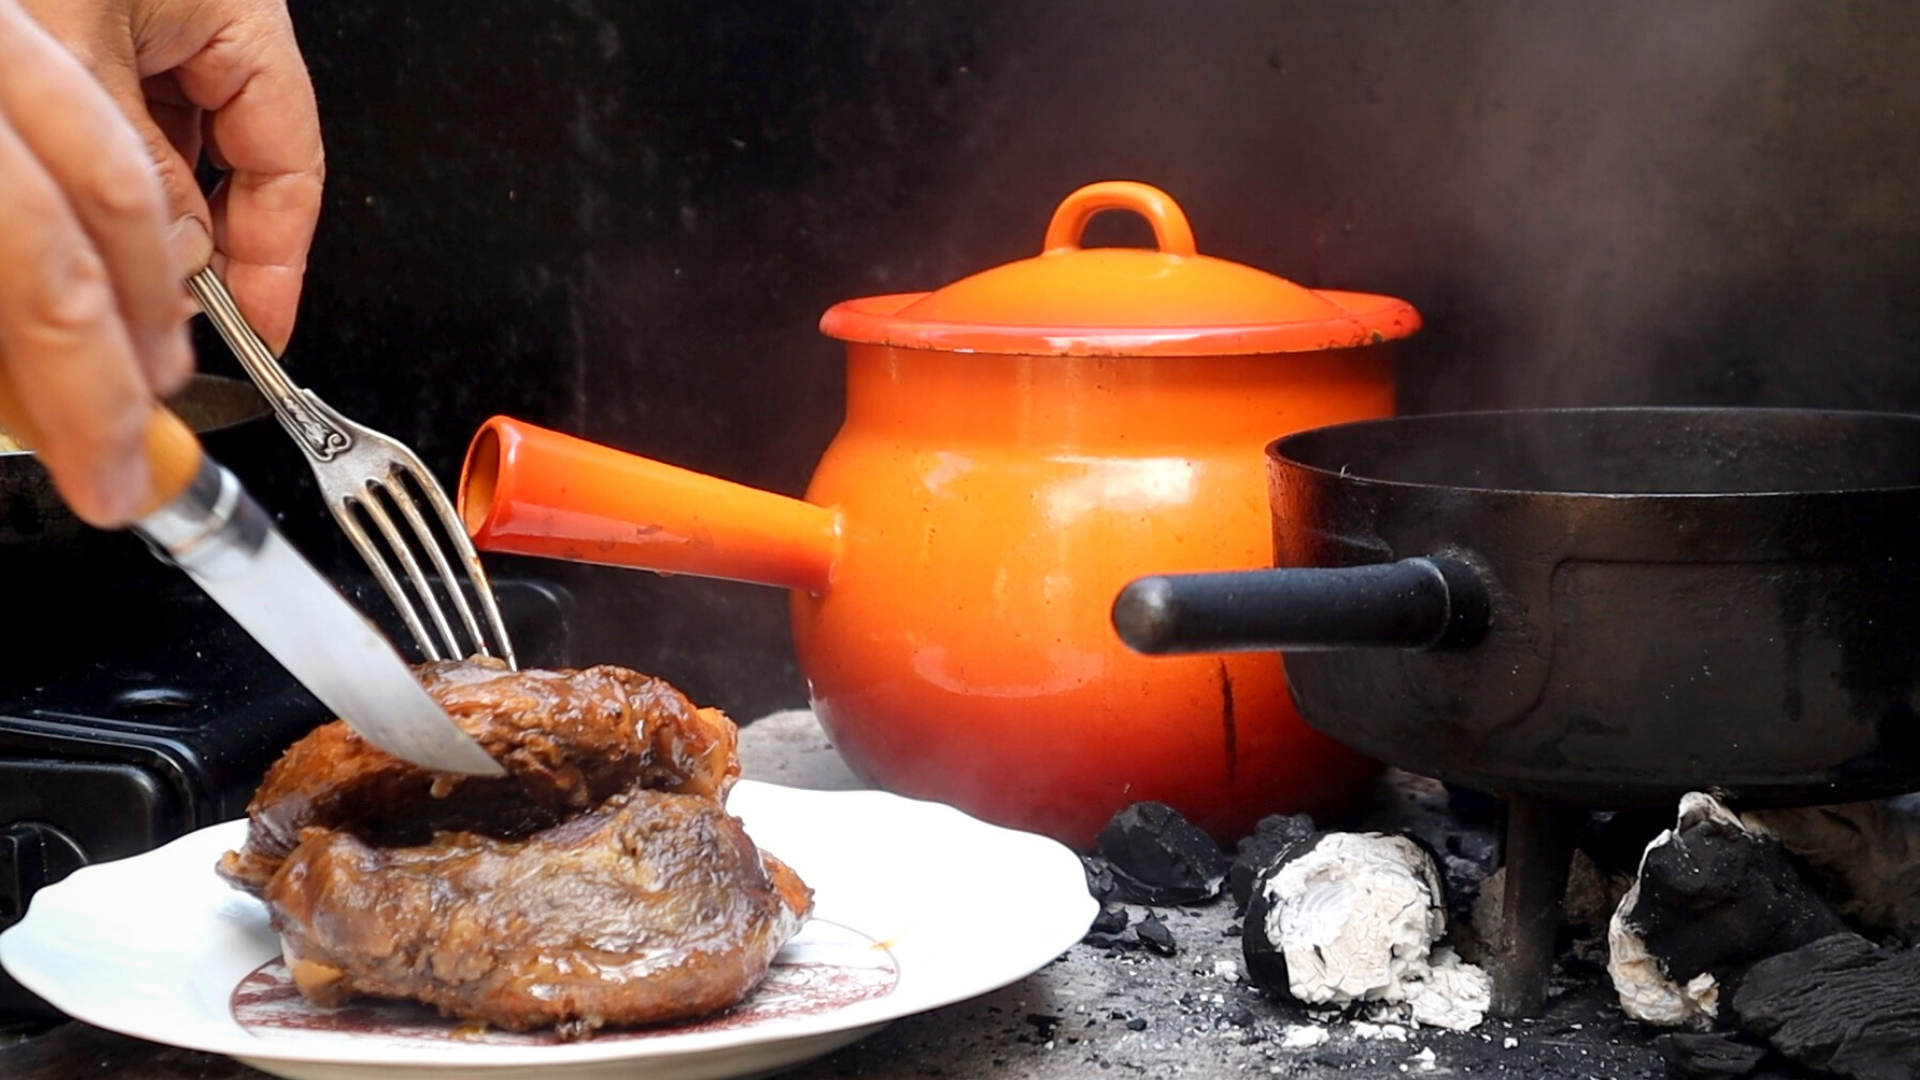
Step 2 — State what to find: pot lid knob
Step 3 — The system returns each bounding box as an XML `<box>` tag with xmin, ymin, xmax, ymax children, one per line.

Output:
<box><xmin>1041</xmin><ymin>181</ymin><xmax>1198</xmax><ymax>258</ymax></box>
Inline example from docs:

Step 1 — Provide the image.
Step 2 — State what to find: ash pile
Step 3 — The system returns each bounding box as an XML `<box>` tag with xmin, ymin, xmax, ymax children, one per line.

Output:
<box><xmin>1079</xmin><ymin>787</ymin><xmax>1920</xmax><ymax>1080</ymax></box>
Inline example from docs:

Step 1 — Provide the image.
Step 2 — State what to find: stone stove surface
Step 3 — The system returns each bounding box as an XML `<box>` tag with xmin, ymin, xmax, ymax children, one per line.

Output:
<box><xmin>0</xmin><ymin>710</ymin><xmax>1673</xmax><ymax>1080</ymax></box>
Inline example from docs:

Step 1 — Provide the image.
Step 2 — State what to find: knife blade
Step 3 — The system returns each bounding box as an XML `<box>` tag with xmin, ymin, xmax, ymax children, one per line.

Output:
<box><xmin>137</xmin><ymin>449</ymin><xmax>506</xmax><ymax>776</ymax></box>
<box><xmin>0</xmin><ymin>385</ymin><xmax>504</xmax><ymax>777</ymax></box>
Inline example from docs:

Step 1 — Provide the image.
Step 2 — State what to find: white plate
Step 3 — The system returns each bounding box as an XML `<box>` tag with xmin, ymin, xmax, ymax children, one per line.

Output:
<box><xmin>0</xmin><ymin>781</ymin><xmax>1097</xmax><ymax>1080</ymax></box>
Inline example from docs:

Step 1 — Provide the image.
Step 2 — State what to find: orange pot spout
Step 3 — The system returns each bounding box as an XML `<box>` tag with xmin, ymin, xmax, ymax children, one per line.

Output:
<box><xmin>459</xmin><ymin>416</ymin><xmax>839</xmax><ymax>592</ymax></box>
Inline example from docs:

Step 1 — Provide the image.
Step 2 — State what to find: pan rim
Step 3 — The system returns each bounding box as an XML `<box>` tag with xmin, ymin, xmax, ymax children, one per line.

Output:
<box><xmin>0</xmin><ymin>373</ymin><xmax>269</xmax><ymax>458</ymax></box>
<box><xmin>1268</xmin><ymin>405</ymin><xmax>1920</xmax><ymax>500</ymax></box>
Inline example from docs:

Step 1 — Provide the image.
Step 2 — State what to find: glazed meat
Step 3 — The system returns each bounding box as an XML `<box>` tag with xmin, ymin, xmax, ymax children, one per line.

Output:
<box><xmin>218</xmin><ymin>657</ymin><xmax>737</xmax><ymax>895</ymax></box>
<box><xmin>264</xmin><ymin>787</ymin><xmax>813</xmax><ymax>1036</ymax></box>
<box><xmin>218</xmin><ymin>658</ymin><xmax>812</xmax><ymax>1036</ymax></box>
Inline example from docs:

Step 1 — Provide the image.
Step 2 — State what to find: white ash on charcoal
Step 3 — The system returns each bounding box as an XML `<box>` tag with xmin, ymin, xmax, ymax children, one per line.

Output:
<box><xmin>1732</xmin><ymin>932</ymin><xmax>1920</xmax><ymax>1080</ymax></box>
<box><xmin>1745</xmin><ymin>794</ymin><xmax>1920</xmax><ymax>944</ymax></box>
<box><xmin>1242</xmin><ymin>830</ymin><xmax>1492</xmax><ymax>1032</ymax></box>
<box><xmin>1608</xmin><ymin>792</ymin><xmax>1847</xmax><ymax>1028</ymax></box>
<box><xmin>1092</xmin><ymin>802</ymin><xmax>1229</xmax><ymax>905</ymax></box>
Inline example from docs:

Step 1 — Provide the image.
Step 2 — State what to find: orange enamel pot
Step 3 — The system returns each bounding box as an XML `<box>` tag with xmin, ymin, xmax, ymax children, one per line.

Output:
<box><xmin>460</xmin><ymin>181</ymin><xmax>1420</xmax><ymax>849</ymax></box>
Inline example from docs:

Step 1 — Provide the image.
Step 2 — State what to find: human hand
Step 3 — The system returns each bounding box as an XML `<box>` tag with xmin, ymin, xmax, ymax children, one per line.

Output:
<box><xmin>0</xmin><ymin>0</ymin><xmax>322</xmax><ymax>527</ymax></box>
<box><xmin>20</xmin><ymin>0</ymin><xmax>325</xmax><ymax>354</ymax></box>
<box><xmin>0</xmin><ymin>0</ymin><xmax>193</xmax><ymax>526</ymax></box>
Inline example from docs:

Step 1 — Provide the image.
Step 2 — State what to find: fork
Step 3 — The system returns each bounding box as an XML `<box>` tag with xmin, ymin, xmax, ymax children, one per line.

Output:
<box><xmin>185</xmin><ymin>268</ymin><xmax>518</xmax><ymax>670</ymax></box>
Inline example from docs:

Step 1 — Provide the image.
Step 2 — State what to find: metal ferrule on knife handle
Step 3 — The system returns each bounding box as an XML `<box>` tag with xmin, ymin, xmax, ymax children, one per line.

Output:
<box><xmin>135</xmin><ymin>452</ymin><xmax>506</xmax><ymax>776</ymax></box>
<box><xmin>133</xmin><ymin>456</ymin><xmax>271</xmax><ymax>578</ymax></box>
<box><xmin>0</xmin><ymin>387</ymin><xmax>504</xmax><ymax>776</ymax></box>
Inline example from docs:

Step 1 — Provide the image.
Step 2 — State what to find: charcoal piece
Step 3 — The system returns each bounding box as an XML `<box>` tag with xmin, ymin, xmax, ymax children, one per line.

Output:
<box><xmin>1439</xmin><ymin>829</ymin><xmax>1498</xmax><ymax>923</ymax></box>
<box><xmin>1136</xmin><ymin>913</ymin><xmax>1177</xmax><ymax>956</ymax></box>
<box><xmin>1563</xmin><ymin>850</ymin><xmax>1634</xmax><ymax>941</ymax></box>
<box><xmin>1082</xmin><ymin>855</ymin><xmax>1118</xmax><ymax>902</ymax></box>
<box><xmin>1244</xmin><ymin>833</ymin><xmax>1348</xmax><ymax>996</ymax></box>
<box><xmin>1733</xmin><ymin>932</ymin><xmax>1920</xmax><ymax>1080</ymax></box>
<box><xmin>1024</xmin><ymin>1012</ymin><xmax>1063</xmax><ymax>1036</ymax></box>
<box><xmin>1088</xmin><ymin>904</ymin><xmax>1129</xmax><ymax>936</ymax></box>
<box><xmin>1610</xmin><ymin>794</ymin><xmax>1846</xmax><ymax>1027</ymax></box>
<box><xmin>1654</xmin><ymin>1031</ymin><xmax>1773</xmax><ymax>1079</ymax></box>
<box><xmin>1581</xmin><ymin>809</ymin><xmax>1672</xmax><ymax>879</ymax></box>
<box><xmin>1095</xmin><ymin>802</ymin><xmax>1228</xmax><ymax>905</ymax></box>
<box><xmin>1228</xmin><ymin>813</ymin><xmax>1317</xmax><ymax>909</ymax></box>
<box><xmin>1242</xmin><ymin>845</ymin><xmax>1301</xmax><ymax>992</ymax></box>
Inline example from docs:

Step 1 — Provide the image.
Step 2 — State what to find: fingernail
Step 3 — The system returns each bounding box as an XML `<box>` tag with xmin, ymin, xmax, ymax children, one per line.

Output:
<box><xmin>167</xmin><ymin>216</ymin><xmax>213</xmax><ymax>276</ymax></box>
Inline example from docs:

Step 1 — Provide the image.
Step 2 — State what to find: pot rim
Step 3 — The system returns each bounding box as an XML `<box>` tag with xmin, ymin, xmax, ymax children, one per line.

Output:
<box><xmin>820</xmin><ymin>290</ymin><xmax>1419</xmax><ymax>358</ymax></box>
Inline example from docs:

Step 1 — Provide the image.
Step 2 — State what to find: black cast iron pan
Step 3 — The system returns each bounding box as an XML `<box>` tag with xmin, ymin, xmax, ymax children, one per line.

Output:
<box><xmin>1113</xmin><ymin>407</ymin><xmax>1920</xmax><ymax>1017</ymax></box>
<box><xmin>1114</xmin><ymin>407</ymin><xmax>1920</xmax><ymax>809</ymax></box>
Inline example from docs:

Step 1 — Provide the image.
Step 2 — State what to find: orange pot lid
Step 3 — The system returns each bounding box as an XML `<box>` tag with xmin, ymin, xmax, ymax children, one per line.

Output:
<box><xmin>820</xmin><ymin>181</ymin><xmax>1420</xmax><ymax>357</ymax></box>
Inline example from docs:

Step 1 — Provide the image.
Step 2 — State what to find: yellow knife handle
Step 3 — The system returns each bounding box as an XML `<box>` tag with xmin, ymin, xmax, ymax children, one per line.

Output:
<box><xmin>0</xmin><ymin>369</ymin><xmax>205</xmax><ymax>519</ymax></box>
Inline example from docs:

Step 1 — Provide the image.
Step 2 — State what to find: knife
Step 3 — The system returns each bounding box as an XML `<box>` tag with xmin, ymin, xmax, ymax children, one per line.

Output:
<box><xmin>0</xmin><ymin>380</ymin><xmax>505</xmax><ymax>778</ymax></box>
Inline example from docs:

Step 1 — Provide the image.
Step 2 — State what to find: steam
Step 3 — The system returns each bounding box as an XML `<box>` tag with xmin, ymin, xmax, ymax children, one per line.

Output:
<box><xmin>1431</xmin><ymin>1</ymin><xmax>1786</xmax><ymax>407</ymax></box>
<box><xmin>855</xmin><ymin>0</ymin><xmax>1920</xmax><ymax>412</ymax></box>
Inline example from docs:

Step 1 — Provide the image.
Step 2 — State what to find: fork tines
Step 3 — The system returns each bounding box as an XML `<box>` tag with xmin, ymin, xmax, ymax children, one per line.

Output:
<box><xmin>333</xmin><ymin>458</ymin><xmax>517</xmax><ymax>669</ymax></box>
<box><xmin>187</xmin><ymin>266</ymin><xmax>517</xmax><ymax>670</ymax></box>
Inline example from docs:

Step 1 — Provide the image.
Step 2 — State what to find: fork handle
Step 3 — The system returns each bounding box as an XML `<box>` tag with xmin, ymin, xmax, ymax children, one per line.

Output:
<box><xmin>0</xmin><ymin>371</ymin><xmax>205</xmax><ymax>519</ymax></box>
<box><xmin>187</xmin><ymin>268</ymin><xmax>352</xmax><ymax>463</ymax></box>
<box><xmin>187</xmin><ymin>268</ymin><xmax>297</xmax><ymax>397</ymax></box>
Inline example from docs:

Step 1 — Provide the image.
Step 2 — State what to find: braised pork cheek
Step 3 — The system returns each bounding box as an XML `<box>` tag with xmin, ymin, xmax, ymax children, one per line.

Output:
<box><xmin>217</xmin><ymin>657</ymin><xmax>739</xmax><ymax>895</ymax></box>
<box><xmin>265</xmin><ymin>787</ymin><xmax>811</xmax><ymax>1037</ymax></box>
<box><xmin>217</xmin><ymin>658</ymin><xmax>811</xmax><ymax>1036</ymax></box>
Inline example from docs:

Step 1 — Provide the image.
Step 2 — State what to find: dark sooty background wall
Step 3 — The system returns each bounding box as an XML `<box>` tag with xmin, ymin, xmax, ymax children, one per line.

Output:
<box><xmin>230</xmin><ymin>0</ymin><xmax>1920</xmax><ymax>719</ymax></box>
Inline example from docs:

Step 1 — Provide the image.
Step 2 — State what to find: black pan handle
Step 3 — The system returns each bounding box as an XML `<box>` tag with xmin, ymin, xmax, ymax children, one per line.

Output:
<box><xmin>1112</xmin><ymin>556</ymin><xmax>1490</xmax><ymax>656</ymax></box>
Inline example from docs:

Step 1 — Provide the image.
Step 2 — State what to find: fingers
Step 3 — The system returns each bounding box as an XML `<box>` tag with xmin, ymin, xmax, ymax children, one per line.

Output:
<box><xmin>30</xmin><ymin>2</ymin><xmax>216</xmax><ymax>380</ymax></box>
<box><xmin>165</xmin><ymin>0</ymin><xmax>325</xmax><ymax>353</ymax></box>
<box><xmin>0</xmin><ymin>1</ymin><xmax>181</xmax><ymax>527</ymax></box>
<box><xmin>31</xmin><ymin>0</ymin><xmax>324</xmax><ymax>353</ymax></box>
<box><xmin>1</xmin><ymin>2</ymin><xmax>193</xmax><ymax>397</ymax></box>
<box><xmin>138</xmin><ymin>69</ymin><xmax>215</xmax><ymax>310</ymax></box>
<box><xmin>15</xmin><ymin>0</ymin><xmax>201</xmax><ymax>392</ymax></box>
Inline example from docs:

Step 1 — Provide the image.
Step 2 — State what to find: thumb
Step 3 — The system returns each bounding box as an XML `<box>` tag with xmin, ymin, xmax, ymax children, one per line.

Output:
<box><xmin>99</xmin><ymin>63</ymin><xmax>215</xmax><ymax>282</ymax></box>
